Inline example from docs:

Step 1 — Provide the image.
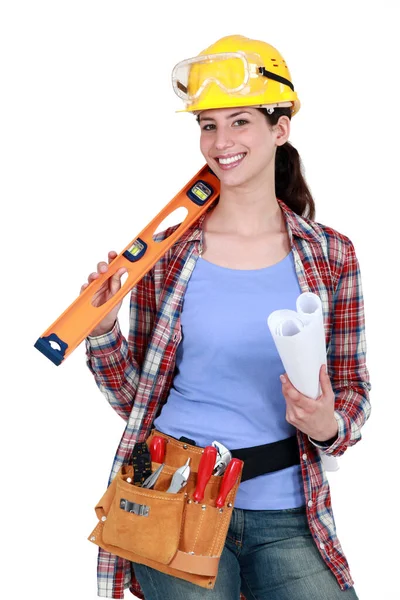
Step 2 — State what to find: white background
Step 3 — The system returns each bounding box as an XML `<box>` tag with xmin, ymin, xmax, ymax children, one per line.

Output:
<box><xmin>1</xmin><ymin>1</ymin><xmax>398</xmax><ymax>598</ymax></box>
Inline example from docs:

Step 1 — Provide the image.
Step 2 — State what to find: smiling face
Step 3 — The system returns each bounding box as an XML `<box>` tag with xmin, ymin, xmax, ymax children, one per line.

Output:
<box><xmin>198</xmin><ymin>107</ymin><xmax>290</xmax><ymax>190</ymax></box>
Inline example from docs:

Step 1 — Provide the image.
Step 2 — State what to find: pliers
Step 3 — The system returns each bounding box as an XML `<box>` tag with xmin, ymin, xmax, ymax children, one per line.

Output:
<box><xmin>142</xmin><ymin>463</ymin><xmax>165</xmax><ymax>489</ymax></box>
<box><xmin>212</xmin><ymin>441</ymin><xmax>232</xmax><ymax>476</ymax></box>
<box><xmin>166</xmin><ymin>458</ymin><xmax>191</xmax><ymax>493</ymax></box>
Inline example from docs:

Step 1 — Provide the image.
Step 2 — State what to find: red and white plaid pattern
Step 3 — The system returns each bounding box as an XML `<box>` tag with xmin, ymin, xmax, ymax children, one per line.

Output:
<box><xmin>86</xmin><ymin>198</ymin><xmax>371</xmax><ymax>598</ymax></box>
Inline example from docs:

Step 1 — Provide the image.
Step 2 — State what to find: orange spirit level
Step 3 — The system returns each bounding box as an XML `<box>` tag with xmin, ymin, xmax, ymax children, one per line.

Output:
<box><xmin>34</xmin><ymin>165</ymin><xmax>219</xmax><ymax>365</ymax></box>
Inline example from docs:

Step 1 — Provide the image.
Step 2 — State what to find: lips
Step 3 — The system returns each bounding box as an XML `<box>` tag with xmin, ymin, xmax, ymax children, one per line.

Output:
<box><xmin>215</xmin><ymin>152</ymin><xmax>246</xmax><ymax>170</ymax></box>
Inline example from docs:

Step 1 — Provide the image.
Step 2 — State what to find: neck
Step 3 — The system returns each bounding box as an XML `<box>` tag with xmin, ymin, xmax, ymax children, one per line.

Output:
<box><xmin>209</xmin><ymin>177</ymin><xmax>282</xmax><ymax>237</ymax></box>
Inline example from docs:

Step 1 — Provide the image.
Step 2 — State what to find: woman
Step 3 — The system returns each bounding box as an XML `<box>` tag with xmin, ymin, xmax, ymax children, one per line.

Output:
<box><xmin>83</xmin><ymin>35</ymin><xmax>371</xmax><ymax>600</ymax></box>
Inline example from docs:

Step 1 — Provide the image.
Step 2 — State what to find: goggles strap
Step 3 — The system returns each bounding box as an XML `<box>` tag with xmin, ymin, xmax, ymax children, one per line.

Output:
<box><xmin>258</xmin><ymin>67</ymin><xmax>295</xmax><ymax>92</ymax></box>
<box><xmin>177</xmin><ymin>80</ymin><xmax>188</xmax><ymax>94</ymax></box>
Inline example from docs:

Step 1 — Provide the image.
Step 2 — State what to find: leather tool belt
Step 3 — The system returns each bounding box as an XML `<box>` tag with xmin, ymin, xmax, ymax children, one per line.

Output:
<box><xmin>88</xmin><ymin>430</ymin><xmax>300</xmax><ymax>590</ymax></box>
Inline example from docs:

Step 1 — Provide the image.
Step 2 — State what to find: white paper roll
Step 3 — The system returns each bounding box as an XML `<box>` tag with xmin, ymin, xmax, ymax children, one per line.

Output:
<box><xmin>267</xmin><ymin>292</ymin><xmax>339</xmax><ymax>472</ymax></box>
<box><xmin>268</xmin><ymin>295</ymin><xmax>325</xmax><ymax>400</ymax></box>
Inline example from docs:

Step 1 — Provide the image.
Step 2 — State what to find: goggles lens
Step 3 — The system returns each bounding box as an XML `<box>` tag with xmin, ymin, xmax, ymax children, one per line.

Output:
<box><xmin>172</xmin><ymin>52</ymin><xmax>253</xmax><ymax>102</ymax></box>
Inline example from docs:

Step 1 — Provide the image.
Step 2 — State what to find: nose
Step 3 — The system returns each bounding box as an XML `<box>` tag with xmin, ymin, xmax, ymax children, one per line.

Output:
<box><xmin>214</xmin><ymin>126</ymin><xmax>234</xmax><ymax>151</ymax></box>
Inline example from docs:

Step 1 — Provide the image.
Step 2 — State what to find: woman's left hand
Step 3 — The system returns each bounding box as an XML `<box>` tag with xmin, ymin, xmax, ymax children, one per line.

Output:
<box><xmin>280</xmin><ymin>364</ymin><xmax>338</xmax><ymax>442</ymax></box>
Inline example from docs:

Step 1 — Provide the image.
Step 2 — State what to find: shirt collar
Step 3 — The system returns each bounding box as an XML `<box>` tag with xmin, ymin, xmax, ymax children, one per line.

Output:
<box><xmin>174</xmin><ymin>198</ymin><xmax>321</xmax><ymax>247</ymax></box>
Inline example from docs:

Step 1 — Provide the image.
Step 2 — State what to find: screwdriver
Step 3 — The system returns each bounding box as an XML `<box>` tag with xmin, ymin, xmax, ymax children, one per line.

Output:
<box><xmin>215</xmin><ymin>458</ymin><xmax>243</xmax><ymax>508</ymax></box>
<box><xmin>193</xmin><ymin>446</ymin><xmax>218</xmax><ymax>503</ymax></box>
<box><xmin>149</xmin><ymin>436</ymin><xmax>167</xmax><ymax>463</ymax></box>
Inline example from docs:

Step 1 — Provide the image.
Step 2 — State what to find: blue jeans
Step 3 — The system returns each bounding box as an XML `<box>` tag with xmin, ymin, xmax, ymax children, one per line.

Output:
<box><xmin>134</xmin><ymin>506</ymin><xmax>358</xmax><ymax>599</ymax></box>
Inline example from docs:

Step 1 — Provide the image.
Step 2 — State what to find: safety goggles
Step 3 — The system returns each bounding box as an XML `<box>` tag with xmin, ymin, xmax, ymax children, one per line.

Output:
<box><xmin>172</xmin><ymin>51</ymin><xmax>295</xmax><ymax>104</ymax></box>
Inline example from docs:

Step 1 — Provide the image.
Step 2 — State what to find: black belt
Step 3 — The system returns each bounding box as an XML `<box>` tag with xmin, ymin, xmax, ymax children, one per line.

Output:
<box><xmin>177</xmin><ymin>434</ymin><xmax>300</xmax><ymax>483</ymax></box>
<box><xmin>231</xmin><ymin>435</ymin><xmax>300</xmax><ymax>482</ymax></box>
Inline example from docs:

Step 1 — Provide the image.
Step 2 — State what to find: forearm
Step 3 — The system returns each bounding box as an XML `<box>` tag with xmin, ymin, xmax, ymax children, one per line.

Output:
<box><xmin>86</xmin><ymin>320</ymin><xmax>140</xmax><ymax>421</ymax></box>
<box><xmin>315</xmin><ymin>236</ymin><xmax>372</xmax><ymax>456</ymax></box>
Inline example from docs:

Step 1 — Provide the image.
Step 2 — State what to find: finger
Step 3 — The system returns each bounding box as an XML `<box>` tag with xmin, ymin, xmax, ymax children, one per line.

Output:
<box><xmin>286</xmin><ymin>387</ymin><xmax>303</xmax><ymax>403</ymax></box>
<box><xmin>80</xmin><ymin>282</ymin><xmax>89</xmax><ymax>294</ymax></box>
<box><xmin>108</xmin><ymin>251</ymin><xmax>118</xmax><ymax>263</ymax></box>
<box><xmin>97</xmin><ymin>261</ymin><xmax>109</xmax><ymax>274</ymax></box>
<box><xmin>280</xmin><ymin>375</ymin><xmax>301</xmax><ymax>401</ymax></box>
<box><xmin>286</xmin><ymin>409</ymin><xmax>303</xmax><ymax>426</ymax></box>
<box><xmin>109</xmin><ymin>268</ymin><xmax>127</xmax><ymax>295</ymax></box>
<box><xmin>319</xmin><ymin>364</ymin><xmax>333</xmax><ymax>394</ymax></box>
<box><xmin>88</xmin><ymin>271</ymin><xmax>100</xmax><ymax>284</ymax></box>
<box><xmin>109</xmin><ymin>275</ymin><xmax>121</xmax><ymax>295</ymax></box>
<box><xmin>280</xmin><ymin>374</ymin><xmax>296</xmax><ymax>392</ymax></box>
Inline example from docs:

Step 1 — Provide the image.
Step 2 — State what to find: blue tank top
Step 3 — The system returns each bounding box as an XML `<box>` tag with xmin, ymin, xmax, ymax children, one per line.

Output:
<box><xmin>154</xmin><ymin>251</ymin><xmax>305</xmax><ymax>509</ymax></box>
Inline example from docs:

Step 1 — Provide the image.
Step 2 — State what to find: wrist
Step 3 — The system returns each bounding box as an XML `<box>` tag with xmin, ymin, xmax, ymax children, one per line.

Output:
<box><xmin>89</xmin><ymin>321</ymin><xmax>116</xmax><ymax>338</ymax></box>
<box><xmin>310</xmin><ymin>420</ymin><xmax>339</xmax><ymax>445</ymax></box>
<box><xmin>310</xmin><ymin>432</ymin><xmax>338</xmax><ymax>446</ymax></box>
<box><xmin>311</xmin><ymin>429</ymin><xmax>338</xmax><ymax>447</ymax></box>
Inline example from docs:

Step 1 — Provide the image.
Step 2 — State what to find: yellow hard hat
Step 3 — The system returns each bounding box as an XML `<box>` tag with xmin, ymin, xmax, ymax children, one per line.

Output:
<box><xmin>172</xmin><ymin>35</ymin><xmax>300</xmax><ymax>116</ymax></box>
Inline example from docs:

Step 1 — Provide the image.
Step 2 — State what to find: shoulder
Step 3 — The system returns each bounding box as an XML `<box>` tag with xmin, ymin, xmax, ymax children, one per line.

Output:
<box><xmin>290</xmin><ymin>209</ymin><xmax>359</xmax><ymax>290</ymax></box>
<box><xmin>150</xmin><ymin>223</ymin><xmax>195</xmax><ymax>290</ymax></box>
<box><xmin>313</xmin><ymin>221</ymin><xmax>357</xmax><ymax>274</ymax></box>
<box><xmin>295</xmin><ymin>208</ymin><xmax>356</xmax><ymax>263</ymax></box>
<box><xmin>314</xmin><ymin>220</ymin><xmax>354</xmax><ymax>255</ymax></box>
<box><xmin>152</xmin><ymin>224</ymin><xmax>182</xmax><ymax>244</ymax></box>
<box><xmin>280</xmin><ymin>200</ymin><xmax>355</xmax><ymax>260</ymax></box>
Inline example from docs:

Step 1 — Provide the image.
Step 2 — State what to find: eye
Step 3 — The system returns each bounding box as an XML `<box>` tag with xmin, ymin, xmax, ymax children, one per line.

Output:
<box><xmin>233</xmin><ymin>119</ymin><xmax>249</xmax><ymax>127</ymax></box>
<box><xmin>201</xmin><ymin>123</ymin><xmax>216</xmax><ymax>131</ymax></box>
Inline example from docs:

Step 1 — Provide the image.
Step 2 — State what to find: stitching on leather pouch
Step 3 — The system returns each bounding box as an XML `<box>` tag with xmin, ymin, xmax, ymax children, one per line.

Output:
<box><xmin>210</xmin><ymin>483</ymin><xmax>238</xmax><ymax>555</ymax></box>
<box><xmin>209</xmin><ymin>509</ymin><xmax>226</xmax><ymax>556</ymax></box>
<box><xmin>119</xmin><ymin>486</ymin><xmax>183</xmax><ymax>502</ymax></box>
<box><xmin>170</xmin><ymin>441</ymin><xmax>203</xmax><ymax>454</ymax></box>
<box><xmin>191</xmin><ymin>506</ymin><xmax>206</xmax><ymax>553</ymax></box>
<box><xmin>178</xmin><ymin>501</ymin><xmax>188</xmax><ymax>547</ymax></box>
<box><xmin>216</xmin><ymin>506</ymin><xmax>234</xmax><ymax>555</ymax></box>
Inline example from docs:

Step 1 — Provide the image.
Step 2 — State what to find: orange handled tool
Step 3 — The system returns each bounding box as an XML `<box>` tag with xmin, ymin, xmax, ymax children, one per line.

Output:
<box><xmin>34</xmin><ymin>166</ymin><xmax>219</xmax><ymax>365</ymax></box>
<box><xmin>149</xmin><ymin>436</ymin><xmax>167</xmax><ymax>463</ymax></box>
<box><xmin>216</xmin><ymin>458</ymin><xmax>243</xmax><ymax>508</ymax></box>
<box><xmin>193</xmin><ymin>445</ymin><xmax>217</xmax><ymax>503</ymax></box>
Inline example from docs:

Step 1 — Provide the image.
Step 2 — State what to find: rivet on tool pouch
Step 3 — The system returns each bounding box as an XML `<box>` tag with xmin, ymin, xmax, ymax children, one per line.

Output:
<box><xmin>88</xmin><ymin>431</ymin><xmax>244</xmax><ymax>589</ymax></box>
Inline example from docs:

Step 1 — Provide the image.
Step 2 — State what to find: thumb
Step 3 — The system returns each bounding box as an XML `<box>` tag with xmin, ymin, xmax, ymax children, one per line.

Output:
<box><xmin>109</xmin><ymin>268</ymin><xmax>126</xmax><ymax>295</ymax></box>
<box><xmin>319</xmin><ymin>364</ymin><xmax>332</xmax><ymax>394</ymax></box>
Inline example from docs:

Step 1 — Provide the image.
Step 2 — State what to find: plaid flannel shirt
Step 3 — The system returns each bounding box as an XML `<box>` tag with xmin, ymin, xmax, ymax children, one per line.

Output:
<box><xmin>86</xmin><ymin>198</ymin><xmax>371</xmax><ymax>599</ymax></box>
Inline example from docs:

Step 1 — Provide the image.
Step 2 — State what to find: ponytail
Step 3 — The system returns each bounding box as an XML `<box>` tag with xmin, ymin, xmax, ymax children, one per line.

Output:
<box><xmin>258</xmin><ymin>107</ymin><xmax>316</xmax><ymax>220</ymax></box>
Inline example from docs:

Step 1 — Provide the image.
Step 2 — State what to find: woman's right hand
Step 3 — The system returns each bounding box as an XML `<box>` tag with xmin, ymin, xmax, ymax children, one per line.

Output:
<box><xmin>81</xmin><ymin>250</ymin><xmax>127</xmax><ymax>337</ymax></box>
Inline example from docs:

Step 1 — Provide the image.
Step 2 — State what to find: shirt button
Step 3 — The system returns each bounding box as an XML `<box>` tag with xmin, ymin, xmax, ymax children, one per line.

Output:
<box><xmin>319</xmin><ymin>542</ymin><xmax>325</xmax><ymax>550</ymax></box>
<box><xmin>302</xmin><ymin>453</ymin><xmax>307</xmax><ymax>461</ymax></box>
<box><xmin>307</xmin><ymin>500</ymin><xmax>313</xmax><ymax>507</ymax></box>
<box><xmin>173</xmin><ymin>333</ymin><xmax>179</xmax><ymax>342</ymax></box>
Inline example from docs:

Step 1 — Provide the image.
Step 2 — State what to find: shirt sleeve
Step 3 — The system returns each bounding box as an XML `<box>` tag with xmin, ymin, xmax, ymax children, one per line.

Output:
<box><xmin>322</xmin><ymin>238</ymin><xmax>372</xmax><ymax>457</ymax></box>
<box><xmin>85</xmin><ymin>269</ymin><xmax>156</xmax><ymax>421</ymax></box>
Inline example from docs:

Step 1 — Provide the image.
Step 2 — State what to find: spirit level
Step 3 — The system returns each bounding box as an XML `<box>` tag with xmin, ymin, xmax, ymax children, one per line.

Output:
<box><xmin>34</xmin><ymin>165</ymin><xmax>219</xmax><ymax>366</ymax></box>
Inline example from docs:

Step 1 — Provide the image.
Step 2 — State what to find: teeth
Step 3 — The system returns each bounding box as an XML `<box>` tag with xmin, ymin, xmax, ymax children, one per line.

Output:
<box><xmin>218</xmin><ymin>153</ymin><xmax>245</xmax><ymax>165</ymax></box>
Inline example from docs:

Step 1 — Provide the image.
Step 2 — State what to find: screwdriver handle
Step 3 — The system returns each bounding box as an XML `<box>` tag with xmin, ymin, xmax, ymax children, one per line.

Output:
<box><xmin>216</xmin><ymin>458</ymin><xmax>243</xmax><ymax>508</ymax></box>
<box><xmin>149</xmin><ymin>436</ymin><xmax>166</xmax><ymax>463</ymax></box>
<box><xmin>193</xmin><ymin>446</ymin><xmax>218</xmax><ymax>503</ymax></box>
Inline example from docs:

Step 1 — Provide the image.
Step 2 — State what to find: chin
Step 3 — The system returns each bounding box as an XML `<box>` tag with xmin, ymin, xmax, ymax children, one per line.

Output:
<box><xmin>218</xmin><ymin>168</ymin><xmax>253</xmax><ymax>189</ymax></box>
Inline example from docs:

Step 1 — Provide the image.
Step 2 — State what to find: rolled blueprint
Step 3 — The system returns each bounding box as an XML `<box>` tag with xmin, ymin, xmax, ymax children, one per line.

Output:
<box><xmin>268</xmin><ymin>293</ymin><xmax>325</xmax><ymax>400</ymax></box>
<box><xmin>267</xmin><ymin>292</ymin><xmax>339</xmax><ymax>472</ymax></box>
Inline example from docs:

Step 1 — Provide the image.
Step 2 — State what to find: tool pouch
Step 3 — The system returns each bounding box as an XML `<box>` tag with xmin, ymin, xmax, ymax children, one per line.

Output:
<box><xmin>88</xmin><ymin>430</ymin><xmax>243</xmax><ymax>589</ymax></box>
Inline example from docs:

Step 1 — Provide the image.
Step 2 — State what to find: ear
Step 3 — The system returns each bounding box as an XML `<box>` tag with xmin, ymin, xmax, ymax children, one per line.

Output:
<box><xmin>274</xmin><ymin>115</ymin><xmax>291</xmax><ymax>147</ymax></box>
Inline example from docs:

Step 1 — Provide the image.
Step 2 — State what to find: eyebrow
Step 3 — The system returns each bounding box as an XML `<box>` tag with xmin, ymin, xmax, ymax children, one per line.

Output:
<box><xmin>199</xmin><ymin>110</ymin><xmax>252</xmax><ymax>122</ymax></box>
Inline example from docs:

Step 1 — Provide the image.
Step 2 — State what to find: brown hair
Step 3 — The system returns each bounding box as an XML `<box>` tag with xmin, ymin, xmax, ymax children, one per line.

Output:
<box><xmin>258</xmin><ymin>107</ymin><xmax>315</xmax><ymax>220</ymax></box>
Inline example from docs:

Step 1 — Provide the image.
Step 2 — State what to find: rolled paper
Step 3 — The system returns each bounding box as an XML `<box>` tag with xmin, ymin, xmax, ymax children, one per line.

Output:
<box><xmin>267</xmin><ymin>293</ymin><xmax>339</xmax><ymax>472</ymax></box>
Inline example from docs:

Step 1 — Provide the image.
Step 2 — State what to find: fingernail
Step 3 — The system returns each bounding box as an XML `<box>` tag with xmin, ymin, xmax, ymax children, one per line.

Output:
<box><xmin>280</xmin><ymin>375</ymin><xmax>287</xmax><ymax>383</ymax></box>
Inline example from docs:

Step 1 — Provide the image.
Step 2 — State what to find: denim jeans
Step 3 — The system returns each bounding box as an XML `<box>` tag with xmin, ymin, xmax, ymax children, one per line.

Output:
<box><xmin>133</xmin><ymin>506</ymin><xmax>358</xmax><ymax>599</ymax></box>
